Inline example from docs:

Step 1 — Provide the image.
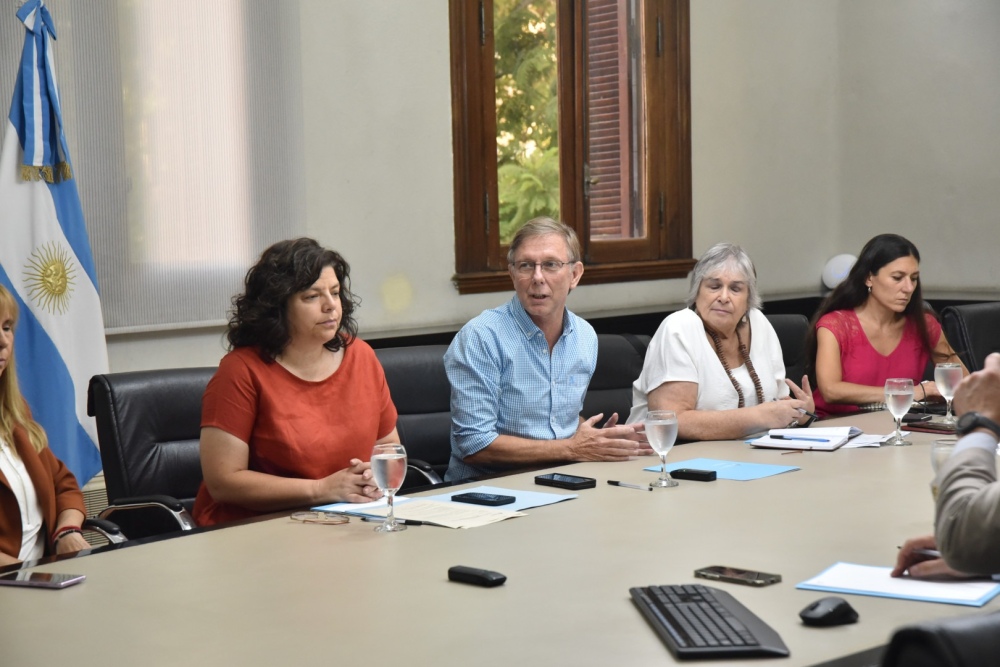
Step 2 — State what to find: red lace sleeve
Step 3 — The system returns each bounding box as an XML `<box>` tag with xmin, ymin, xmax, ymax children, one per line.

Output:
<box><xmin>816</xmin><ymin>310</ymin><xmax>859</xmax><ymax>347</ymax></box>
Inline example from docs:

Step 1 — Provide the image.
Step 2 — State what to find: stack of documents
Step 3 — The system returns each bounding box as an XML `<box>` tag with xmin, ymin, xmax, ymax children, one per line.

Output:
<box><xmin>313</xmin><ymin>486</ymin><xmax>574</xmax><ymax>529</ymax></box>
<box><xmin>363</xmin><ymin>499</ymin><xmax>525</xmax><ymax>529</ymax></box>
<box><xmin>749</xmin><ymin>427</ymin><xmax>863</xmax><ymax>451</ymax></box>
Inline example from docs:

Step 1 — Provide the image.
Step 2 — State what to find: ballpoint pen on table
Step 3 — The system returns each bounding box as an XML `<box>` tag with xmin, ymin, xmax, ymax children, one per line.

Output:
<box><xmin>896</xmin><ymin>546</ymin><xmax>942</xmax><ymax>559</ymax></box>
<box><xmin>607</xmin><ymin>480</ymin><xmax>652</xmax><ymax>491</ymax></box>
<box><xmin>361</xmin><ymin>516</ymin><xmax>423</xmax><ymax>526</ymax></box>
<box><xmin>771</xmin><ymin>434</ymin><xmax>830</xmax><ymax>443</ymax></box>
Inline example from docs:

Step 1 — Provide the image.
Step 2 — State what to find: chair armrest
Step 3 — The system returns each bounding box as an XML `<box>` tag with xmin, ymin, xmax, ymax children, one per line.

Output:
<box><xmin>82</xmin><ymin>517</ymin><xmax>126</xmax><ymax>544</ymax></box>
<box><xmin>407</xmin><ymin>459</ymin><xmax>444</xmax><ymax>486</ymax></box>
<box><xmin>111</xmin><ymin>494</ymin><xmax>187</xmax><ymax>512</ymax></box>
<box><xmin>99</xmin><ymin>495</ymin><xmax>197</xmax><ymax>536</ymax></box>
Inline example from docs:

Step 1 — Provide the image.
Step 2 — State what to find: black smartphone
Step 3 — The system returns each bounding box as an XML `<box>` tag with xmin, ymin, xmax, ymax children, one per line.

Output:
<box><xmin>670</xmin><ymin>468</ymin><xmax>716</xmax><ymax>482</ymax></box>
<box><xmin>902</xmin><ymin>413</ymin><xmax>933</xmax><ymax>423</ymax></box>
<box><xmin>0</xmin><ymin>571</ymin><xmax>86</xmax><ymax>589</ymax></box>
<box><xmin>535</xmin><ymin>473</ymin><xmax>597</xmax><ymax>490</ymax></box>
<box><xmin>448</xmin><ymin>565</ymin><xmax>507</xmax><ymax>587</ymax></box>
<box><xmin>694</xmin><ymin>565</ymin><xmax>781</xmax><ymax>587</ymax></box>
<box><xmin>451</xmin><ymin>492</ymin><xmax>516</xmax><ymax>506</ymax></box>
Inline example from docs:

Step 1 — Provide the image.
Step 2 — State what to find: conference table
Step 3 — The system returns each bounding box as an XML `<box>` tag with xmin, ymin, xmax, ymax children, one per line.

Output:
<box><xmin>1</xmin><ymin>412</ymin><xmax>994</xmax><ymax>666</ymax></box>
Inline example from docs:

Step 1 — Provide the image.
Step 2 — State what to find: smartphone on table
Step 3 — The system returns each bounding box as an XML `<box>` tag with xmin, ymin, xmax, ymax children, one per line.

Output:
<box><xmin>451</xmin><ymin>492</ymin><xmax>516</xmax><ymax>506</ymax></box>
<box><xmin>0</xmin><ymin>571</ymin><xmax>86</xmax><ymax>589</ymax></box>
<box><xmin>694</xmin><ymin>565</ymin><xmax>781</xmax><ymax>587</ymax></box>
<box><xmin>534</xmin><ymin>473</ymin><xmax>597</xmax><ymax>490</ymax></box>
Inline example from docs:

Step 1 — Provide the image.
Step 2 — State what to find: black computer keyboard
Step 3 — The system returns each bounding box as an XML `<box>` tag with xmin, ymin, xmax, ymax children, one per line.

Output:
<box><xmin>630</xmin><ymin>584</ymin><xmax>790</xmax><ymax>660</ymax></box>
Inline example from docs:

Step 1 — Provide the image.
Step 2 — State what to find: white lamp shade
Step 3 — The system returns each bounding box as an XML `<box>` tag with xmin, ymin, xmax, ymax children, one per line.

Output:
<box><xmin>822</xmin><ymin>254</ymin><xmax>856</xmax><ymax>290</ymax></box>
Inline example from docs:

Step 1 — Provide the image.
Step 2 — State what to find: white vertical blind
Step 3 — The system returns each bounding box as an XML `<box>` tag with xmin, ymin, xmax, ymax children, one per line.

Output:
<box><xmin>1</xmin><ymin>0</ymin><xmax>305</xmax><ymax>333</ymax></box>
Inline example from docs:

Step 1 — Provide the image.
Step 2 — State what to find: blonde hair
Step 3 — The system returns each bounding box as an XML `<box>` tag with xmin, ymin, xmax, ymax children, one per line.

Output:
<box><xmin>0</xmin><ymin>285</ymin><xmax>48</xmax><ymax>453</ymax></box>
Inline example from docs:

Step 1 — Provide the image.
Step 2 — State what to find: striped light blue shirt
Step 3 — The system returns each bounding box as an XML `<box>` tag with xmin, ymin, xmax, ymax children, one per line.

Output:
<box><xmin>444</xmin><ymin>297</ymin><xmax>598</xmax><ymax>481</ymax></box>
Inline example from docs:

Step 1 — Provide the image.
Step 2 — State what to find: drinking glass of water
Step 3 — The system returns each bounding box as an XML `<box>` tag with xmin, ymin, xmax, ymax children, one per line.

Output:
<box><xmin>930</xmin><ymin>438</ymin><xmax>957</xmax><ymax>499</ymax></box>
<box><xmin>934</xmin><ymin>363</ymin><xmax>963</xmax><ymax>425</ymax></box>
<box><xmin>644</xmin><ymin>410</ymin><xmax>679</xmax><ymax>488</ymax></box>
<box><xmin>371</xmin><ymin>443</ymin><xmax>407</xmax><ymax>532</ymax></box>
<box><xmin>931</xmin><ymin>438</ymin><xmax>957</xmax><ymax>475</ymax></box>
<box><xmin>884</xmin><ymin>378</ymin><xmax>914</xmax><ymax>446</ymax></box>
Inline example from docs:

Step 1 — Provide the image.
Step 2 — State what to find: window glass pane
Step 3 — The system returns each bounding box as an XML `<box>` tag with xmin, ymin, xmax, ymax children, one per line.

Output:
<box><xmin>494</xmin><ymin>0</ymin><xmax>560</xmax><ymax>244</ymax></box>
<box><xmin>586</xmin><ymin>0</ymin><xmax>645</xmax><ymax>240</ymax></box>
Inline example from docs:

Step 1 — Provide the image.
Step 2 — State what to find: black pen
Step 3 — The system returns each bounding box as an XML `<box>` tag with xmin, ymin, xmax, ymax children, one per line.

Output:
<box><xmin>771</xmin><ymin>434</ymin><xmax>829</xmax><ymax>443</ymax></box>
<box><xmin>897</xmin><ymin>546</ymin><xmax>941</xmax><ymax>559</ymax></box>
<box><xmin>771</xmin><ymin>400</ymin><xmax>819</xmax><ymax>422</ymax></box>
<box><xmin>361</xmin><ymin>516</ymin><xmax>423</xmax><ymax>526</ymax></box>
<box><xmin>607</xmin><ymin>480</ymin><xmax>652</xmax><ymax>491</ymax></box>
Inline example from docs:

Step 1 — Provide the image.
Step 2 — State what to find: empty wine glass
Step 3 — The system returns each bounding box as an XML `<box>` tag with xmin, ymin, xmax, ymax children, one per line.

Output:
<box><xmin>934</xmin><ymin>363</ymin><xmax>963</xmax><ymax>425</ymax></box>
<box><xmin>371</xmin><ymin>443</ymin><xmax>407</xmax><ymax>532</ymax></box>
<box><xmin>644</xmin><ymin>410</ymin><xmax>679</xmax><ymax>488</ymax></box>
<box><xmin>884</xmin><ymin>378</ymin><xmax>914</xmax><ymax>446</ymax></box>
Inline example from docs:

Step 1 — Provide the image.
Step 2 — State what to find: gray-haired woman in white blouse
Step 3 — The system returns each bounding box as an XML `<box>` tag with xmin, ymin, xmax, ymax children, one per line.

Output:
<box><xmin>628</xmin><ymin>243</ymin><xmax>815</xmax><ymax>441</ymax></box>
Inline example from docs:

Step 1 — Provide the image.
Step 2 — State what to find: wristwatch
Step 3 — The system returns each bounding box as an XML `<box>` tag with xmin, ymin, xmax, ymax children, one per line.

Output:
<box><xmin>956</xmin><ymin>412</ymin><xmax>1000</xmax><ymax>439</ymax></box>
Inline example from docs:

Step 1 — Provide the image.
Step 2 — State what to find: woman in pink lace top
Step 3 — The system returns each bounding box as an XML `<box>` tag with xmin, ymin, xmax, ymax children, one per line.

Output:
<box><xmin>807</xmin><ymin>234</ymin><xmax>966</xmax><ymax>418</ymax></box>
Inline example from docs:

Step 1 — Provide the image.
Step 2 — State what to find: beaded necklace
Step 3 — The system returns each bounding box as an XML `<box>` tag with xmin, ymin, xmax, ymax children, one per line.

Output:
<box><xmin>705</xmin><ymin>318</ymin><xmax>764</xmax><ymax>408</ymax></box>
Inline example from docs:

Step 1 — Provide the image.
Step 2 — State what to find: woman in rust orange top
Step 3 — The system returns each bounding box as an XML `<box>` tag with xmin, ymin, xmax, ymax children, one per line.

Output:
<box><xmin>192</xmin><ymin>239</ymin><xmax>399</xmax><ymax>526</ymax></box>
<box><xmin>0</xmin><ymin>285</ymin><xmax>89</xmax><ymax>565</ymax></box>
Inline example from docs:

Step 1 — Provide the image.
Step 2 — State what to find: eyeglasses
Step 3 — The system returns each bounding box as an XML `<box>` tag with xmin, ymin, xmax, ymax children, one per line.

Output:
<box><xmin>510</xmin><ymin>260</ymin><xmax>574</xmax><ymax>275</ymax></box>
<box><xmin>290</xmin><ymin>511</ymin><xmax>350</xmax><ymax>525</ymax></box>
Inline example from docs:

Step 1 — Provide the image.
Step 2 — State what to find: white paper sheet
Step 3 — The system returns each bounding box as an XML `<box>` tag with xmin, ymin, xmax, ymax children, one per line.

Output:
<box><xmin>797</xmin><ymin>562</ymin><xmax>1000</xmax><ymax>607</ymax></box>
<box><xmin>361</xmin><ymin>499</ymin><xmax>525</xmax><ymax>529</ymax></box>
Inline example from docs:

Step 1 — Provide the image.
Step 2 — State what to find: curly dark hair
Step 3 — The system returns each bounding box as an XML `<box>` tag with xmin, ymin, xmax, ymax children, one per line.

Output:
<box><xmin>227</xmin><ymin>238</ymin><xmax>360</xmax><ymax>359</ymax></box>
<box><xmin>806</xmin><ymin>233</ymin><xmax>938</xmax><ymax>378</ymax></box>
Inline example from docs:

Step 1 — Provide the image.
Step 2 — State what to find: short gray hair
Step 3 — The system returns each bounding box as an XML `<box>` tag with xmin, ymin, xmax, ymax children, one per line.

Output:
<box><xmin>685</xmin><ymin>242</ymin><xmax>762</xmax><ymax>310</ymax></box>
<box><xmin>507</xmin><ymin>217</ymin><xmax>582</xmax><ymax>264</ymax></box>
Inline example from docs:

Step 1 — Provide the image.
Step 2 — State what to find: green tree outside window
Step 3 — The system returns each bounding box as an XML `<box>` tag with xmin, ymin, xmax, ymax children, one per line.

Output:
<box><xmin>494</xmin><ymin>0</ymin><xmax>560</xmax><ymax>244</ymax></box>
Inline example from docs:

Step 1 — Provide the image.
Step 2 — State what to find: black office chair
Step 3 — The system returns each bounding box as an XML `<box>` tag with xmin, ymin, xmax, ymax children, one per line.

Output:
<box><xmin>87</xmin><ymin>368</ymin><xmax>213</xmax><ymax>539</ymax></box>
<box><xmin>582</xmin><ymin>334</ymin><xmax>650</xmax><ymax>422</ymax></box>
<box><xmin>375</xmin><ymin>345</ymin><xmax>452</xmax><ymax>488</ymax></box>
<box><xmin>763</xmin><ymin>313</ymin><xmax>810</xmax><ymax>383</ymax></box>
<box><xmin>941</xmin><ymin>303</ymin><xmax>1000</xmax><ymax>372</ymax></box>
<box><xmin>882</xmin><ymin>610</ymin><xmax>1000</xmax><ymax>667</ymax></box>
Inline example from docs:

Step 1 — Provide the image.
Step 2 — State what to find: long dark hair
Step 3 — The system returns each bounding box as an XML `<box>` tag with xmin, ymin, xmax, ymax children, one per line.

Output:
<box><xmin>227</xmin><ymin>238</ymin><xmax>360</xmax><ymax>360</ymax></box>
<box><xmin>806</xmin><ymin>233</ymin><xmax>936</xmax><ymax>377</ymax></box>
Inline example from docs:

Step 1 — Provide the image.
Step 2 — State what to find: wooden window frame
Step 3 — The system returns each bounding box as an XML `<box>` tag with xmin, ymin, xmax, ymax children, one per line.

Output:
<box><xmin>449</xmin><ymin>0</ymin><xmax>694</xmax><ymax>294</ymax></box>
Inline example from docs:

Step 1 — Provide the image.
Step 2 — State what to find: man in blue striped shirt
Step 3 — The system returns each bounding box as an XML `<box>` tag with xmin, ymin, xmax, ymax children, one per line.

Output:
<box><xmin>445</xmin><ymin>218</ymin><xmax>650</xmax><ymax>482</ymax></box>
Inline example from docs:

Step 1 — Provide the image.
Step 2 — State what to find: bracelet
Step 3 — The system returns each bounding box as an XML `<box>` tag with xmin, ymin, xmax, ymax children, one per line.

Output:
<box><xmin>52</xmin><ymin>529</ymin><xmax>83</xmax><ymax>547</ymax></box>
<box><xmin>919</xmin><ymin>382</ymin><xmax>927</xmax><ymax>401</ymax></box>
<box><xmin>50</xmin><ymin>525</ymin><xmax>82</xmax><ymax>548</ymax></box>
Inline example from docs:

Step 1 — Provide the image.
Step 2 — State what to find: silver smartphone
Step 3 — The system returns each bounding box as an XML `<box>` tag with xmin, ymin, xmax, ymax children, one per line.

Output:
<box><xmin>694</xmin><ymin>565</ymin><xmax>781</xmax><ymax>587</ymax></box>
<box><xmin>0</xmin><ymin>571</ymin><xmax>86</xmax><ymax>589</ymax></box>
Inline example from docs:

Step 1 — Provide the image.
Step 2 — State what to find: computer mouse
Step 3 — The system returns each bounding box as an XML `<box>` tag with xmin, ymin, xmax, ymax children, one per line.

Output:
<box><xmin>799</xmin><ymin>596</ymin><xmax>859</xmax><ymax>627</ymax></box>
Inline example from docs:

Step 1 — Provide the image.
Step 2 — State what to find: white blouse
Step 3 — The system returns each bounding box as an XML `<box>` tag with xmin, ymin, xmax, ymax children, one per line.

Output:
<box><xmin>627</xmin><ymin>308</ymin><xmax>789</xmax><ymax>425</ymax></box>
<box><xmin>0</xmin><ymin>436</ymin><xmax>44</xmax><ymax>561</ymax></box>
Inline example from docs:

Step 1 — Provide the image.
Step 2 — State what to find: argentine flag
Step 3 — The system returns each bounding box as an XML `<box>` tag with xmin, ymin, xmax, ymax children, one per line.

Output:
<box><xmin>0</xmin><ymin>0</ymin><xmax>108</xmax><ymax>485</ymax></box>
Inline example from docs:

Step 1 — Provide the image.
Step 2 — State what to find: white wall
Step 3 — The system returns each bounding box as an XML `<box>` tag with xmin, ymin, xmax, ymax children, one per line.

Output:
<box><xmin>690</xmin><ymin>0</ymin><xmax>841</xmax><ymax>298</ymax></box>
<box><xmin>837</xmin><ymin>0</ymin><xmax>1000</xmax><ymax>293</ymax></box>
<box><xmin>106</xmin><ymin>0</ymin><xmax>1000</xmax><ymax>372</ymax></box>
